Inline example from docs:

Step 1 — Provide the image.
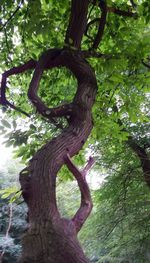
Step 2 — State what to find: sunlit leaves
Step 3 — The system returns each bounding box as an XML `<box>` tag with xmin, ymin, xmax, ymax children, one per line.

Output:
<box><xmin>0</xmin><ymin>186</ymin><xmax>20</xmax><ymax>203</ymax></box>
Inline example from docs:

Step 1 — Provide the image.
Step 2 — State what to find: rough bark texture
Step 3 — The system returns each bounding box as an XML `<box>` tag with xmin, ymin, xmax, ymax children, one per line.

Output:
<box><xmin>19</xmin><ymin>50</ymin><xmax>97</xmax><ymax>263</ymax></box>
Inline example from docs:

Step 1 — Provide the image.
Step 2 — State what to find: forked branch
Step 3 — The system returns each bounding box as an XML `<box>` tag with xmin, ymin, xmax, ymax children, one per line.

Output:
<box><xmin>86</xmin><ymin>1</ymin><xmax>136</xmax><ymax>49</ymax></box>
<box><xmin>65</xmin><ymin>154</ymin><xmax>94</xmax><ymax>232</ymax></box>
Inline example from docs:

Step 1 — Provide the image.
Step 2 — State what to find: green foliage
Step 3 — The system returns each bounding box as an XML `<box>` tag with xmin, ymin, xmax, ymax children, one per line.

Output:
<box><xmin>79</xmin><ymin>144</ymin><xmax>150</xmax><ymax>263</ymax></box>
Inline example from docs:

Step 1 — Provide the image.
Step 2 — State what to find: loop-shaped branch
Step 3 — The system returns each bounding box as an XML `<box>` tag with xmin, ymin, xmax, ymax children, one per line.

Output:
<box><xmin>65</xmin><ymin>154</ymin><xmax>94</xmax><ymax>232</ymax></box>
<box><xmin>28</xmin><ymin>49</ymin><xmax>73</xmax><ymax>121</ymax></box>
<box><xmin>0</xmin><ymin>59</ymin><xmax>36</xmax><ymax>116</ymax></box>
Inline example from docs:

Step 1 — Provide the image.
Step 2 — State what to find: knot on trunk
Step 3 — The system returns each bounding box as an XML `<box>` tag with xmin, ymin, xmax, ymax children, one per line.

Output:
<box><xmin>19</xmin><ymin>168</ymin><xmax>31</xmax><ymax>202</ymax></box>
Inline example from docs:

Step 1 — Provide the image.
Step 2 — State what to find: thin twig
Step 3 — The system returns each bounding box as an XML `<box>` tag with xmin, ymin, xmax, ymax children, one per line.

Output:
<box><xmin>142</xmin><ymin>60</ymin><xmax>150</xmax><ymax>69</ymax></box>
<box><xmin>6</xmin><ymin>100</ymin><xmax>30</xmax><ymax>117</ymax></box>
<box><xmin>0</xmin><ymin>0</ymin><xmax>24</xmax><ymax>31</ymax></box>
<box><xmin>3</xmin><ymin>28</ymin><xmax>12</xmax><ymax>64</ymax></box>
<box><xmin>0</xmin><ymin>204</ymin><xmax>13</xmax><ymax>262</ymax></box>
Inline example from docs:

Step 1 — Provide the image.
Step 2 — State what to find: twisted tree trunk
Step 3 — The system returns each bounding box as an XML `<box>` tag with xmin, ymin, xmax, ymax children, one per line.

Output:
<box><xmin>1</xmin><ymin>1</ymin><xmax>99</xmax><ymax>262</ymax></box>
<box><xmin>19</xmin><ymin>50</ymin><xmax>97</xmax><ymax>263</ymax></box>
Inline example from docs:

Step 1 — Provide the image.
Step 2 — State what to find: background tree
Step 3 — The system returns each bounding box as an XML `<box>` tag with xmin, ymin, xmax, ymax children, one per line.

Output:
<box><xmin>0</xmin><ymin>0</ymin><xmax>150</xmax><ymax>263</ymax></box>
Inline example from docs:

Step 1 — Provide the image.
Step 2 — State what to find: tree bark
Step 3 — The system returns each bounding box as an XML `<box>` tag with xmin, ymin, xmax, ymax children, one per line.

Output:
<box><xmin>19</xmin><ymin>50</ymin><xmax>97</xmax><ymax>263</ymax></box>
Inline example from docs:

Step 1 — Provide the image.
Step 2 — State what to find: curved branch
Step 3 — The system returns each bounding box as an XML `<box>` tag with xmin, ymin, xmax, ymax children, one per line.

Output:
<box><xmin>0</xmin><ymin>59</ymin><xmax>36</xmax><ymax>116</ymax></box>
<box><xmin>20</xmin><ymin>50</ymin><xmax>97</xmax><ymax>223</ymax></box>
<box><xmin>88</xmin><ymin>1</ymin><xmax>107</xmax><ymax>50</ymax></box>
<box><xmin>28</xmin><ymin>49</ymin><xmax>73</xmax><ymax>121</ymax></box>
<box><xmin>85</xmin><ymin>18</ymin><xmax>99</xmax><ymax>42</ymax></box>
<box><xmin>92</xmin><ymin>0</ymin><xmax>107</xmax><ymax>49</ymax></box>
<box><xmin>65</xmin><ymin>154</ymin><xmax>94</xmax><ymax>232</ymax></box>
<box><xmin>86</xmin><ymin>3</ymin><xmax>136</xmax><ymax>47</ymax></box>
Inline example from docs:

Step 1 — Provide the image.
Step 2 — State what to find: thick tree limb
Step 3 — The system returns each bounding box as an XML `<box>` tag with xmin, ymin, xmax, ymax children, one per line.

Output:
<box><xmin>65</xmin><ymin>154</ymin><xmax>94</xmax><ymax>232</ymax></box>
<box><xmin>0</xmin><ymin>59</ymin><xmax>36</xmax><ymax>116</ymax></box>
<box><xmin>65</xmin><ymin>0</ymin><xmax>89</xmax><ymax>49</ymax></box>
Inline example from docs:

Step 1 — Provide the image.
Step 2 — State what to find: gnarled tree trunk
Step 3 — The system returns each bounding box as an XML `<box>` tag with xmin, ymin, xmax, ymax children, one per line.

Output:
<box><xmin>1</xmin><ymin>1</ymin><xmax>99</xmax><ymax>262</ymax></box>
<box><xmin>17</xmin><ymin>0</ymin><xmax>98</xmax><ymax>259</ymax></box>
<box><xmin>19</xmin><ymin>49</ymin><xmax>97</xmax><ymax>263</ymax></box>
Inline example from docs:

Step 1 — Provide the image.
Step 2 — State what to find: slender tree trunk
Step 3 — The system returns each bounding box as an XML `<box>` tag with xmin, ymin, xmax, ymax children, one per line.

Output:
<box><xmin>19</xmin><ymin>51</ymin><xmax>97</xmax><ymax>263</ymax></box>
